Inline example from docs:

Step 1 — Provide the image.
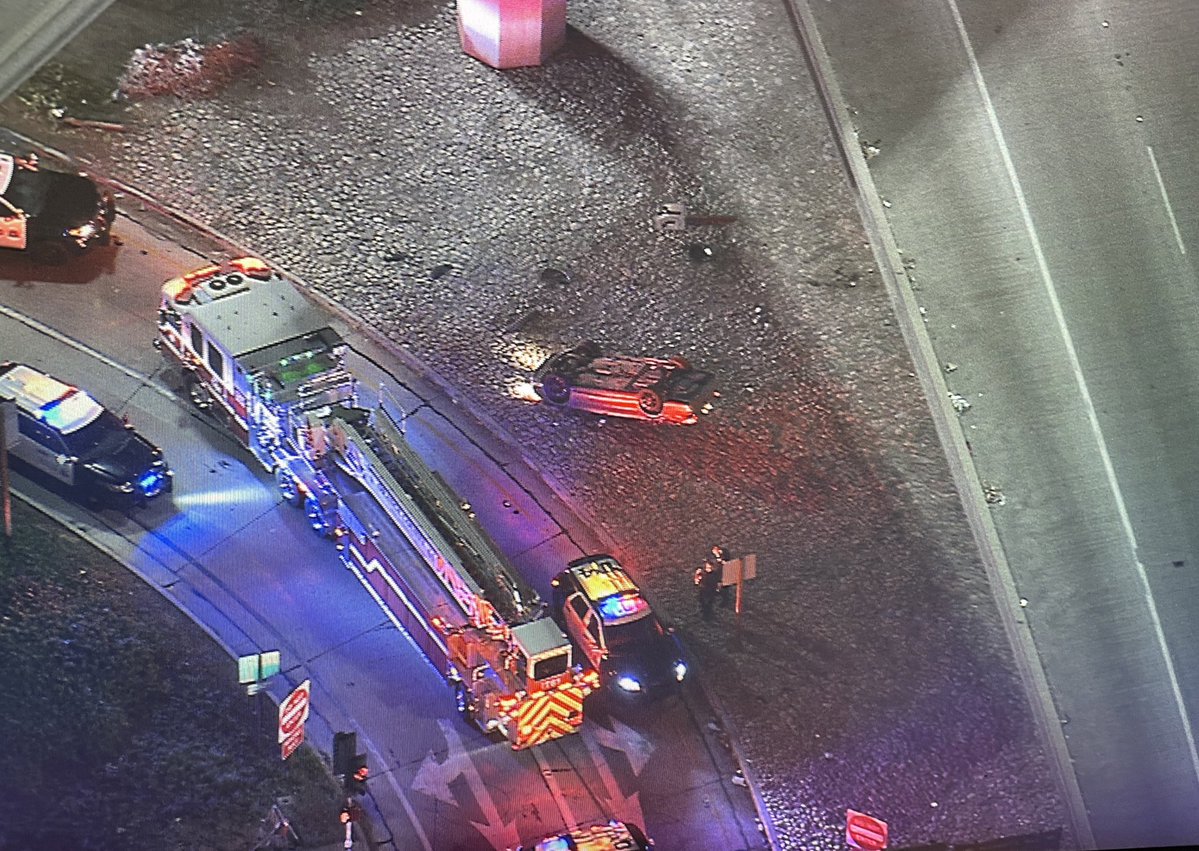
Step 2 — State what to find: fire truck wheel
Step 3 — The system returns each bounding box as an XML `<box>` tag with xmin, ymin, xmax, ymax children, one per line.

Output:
<box><xmin>276</xmin><ymin>468</ymin><xmax>302</xmax><ymax>507</ymax></box>
<box><xmin>185</xmin><ymin>375</ymin><xmax>212</xmax><ymax>411</ymax></box>
<box><xmin>540</xmin><ymin>374</ymin><xmax>571</xmax><ymax>406</ymax></box>
<box><xmin>638</xmin><ymin>388</ymin><xmax>664</xmax><ymax>417</ymax></box>
<box><xmin>453</xmin><ymin>681</ymin><xmax>473</xmax><ymax>722</ymax></box>
<box><xmin>305</xmin><ymin>496</ymin><xmax>331</xmax><ymax>537</ymax></box>
<box><xmin>668</xmin><ymin>355</ymin><xmax>691</xmax><ymax>370</ymax></box>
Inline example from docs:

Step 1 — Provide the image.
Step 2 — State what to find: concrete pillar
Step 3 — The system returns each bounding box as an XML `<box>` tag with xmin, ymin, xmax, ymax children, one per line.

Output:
<box><xmin>457</xmin><ymin>0</ymin><xmax>566</xmax><ymax>69</ymax></box>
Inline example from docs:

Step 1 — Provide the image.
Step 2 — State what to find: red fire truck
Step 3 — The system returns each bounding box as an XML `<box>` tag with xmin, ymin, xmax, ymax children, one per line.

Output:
<box><xmin>155</xmin><ymin>257</ymin><xmax>597</xmax><ymax>747</ymax></box>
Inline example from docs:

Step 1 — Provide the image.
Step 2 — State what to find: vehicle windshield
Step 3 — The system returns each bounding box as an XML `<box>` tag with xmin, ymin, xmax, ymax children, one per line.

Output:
<box><xmin>61</xmin><ymin>409</ymin><xmax>127</xmax><ymax>457</ymax></box>
<box><xmin>531</xmin><ymin>650</ymin><xmax>570</xmax><ymax>681</ymax></box>
<box><xmin>605</xmin><ymin>613</ymin><xmax>664</xmax><ymax>650</ymax></box>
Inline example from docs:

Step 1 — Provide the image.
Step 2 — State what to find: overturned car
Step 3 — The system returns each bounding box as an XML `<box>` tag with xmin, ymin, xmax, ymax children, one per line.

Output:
<box><xmin>532</xmin><ymin>341</ymin><xmax>716</xmax><ymax>425</ymax></box>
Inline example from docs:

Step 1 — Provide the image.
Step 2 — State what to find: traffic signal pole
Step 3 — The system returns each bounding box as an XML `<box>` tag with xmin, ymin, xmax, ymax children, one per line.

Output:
<box><xmin>1</xmin><ymin>410</ymin><xmax>11</xmax><ymax>540</ymax></box>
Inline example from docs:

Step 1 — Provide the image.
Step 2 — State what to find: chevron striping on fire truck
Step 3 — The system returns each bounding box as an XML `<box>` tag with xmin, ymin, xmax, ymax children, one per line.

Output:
<box><xmin>154</xmin><ymin>257</ymin><xmax>599</xmax><ymax>748</ymax></box>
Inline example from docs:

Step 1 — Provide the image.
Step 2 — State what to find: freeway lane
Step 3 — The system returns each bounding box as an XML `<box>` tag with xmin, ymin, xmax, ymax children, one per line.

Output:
<box><xmin>0</xmin><ymin>200</ymin><xmax>763</xmax><ymax>847</ymax></box>
<box><xmin>803</xmin><ymin>0</ymin><xmax>1199</xmax><ymax>846</ymax></box>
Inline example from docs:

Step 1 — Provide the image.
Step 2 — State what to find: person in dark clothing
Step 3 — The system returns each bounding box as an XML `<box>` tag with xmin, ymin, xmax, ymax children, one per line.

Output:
<box><xmin>695</xmin><ymin>558</ymin><xmax>723</xmax><ymax>619</ymax></box>
<box><xmin>710</xmin><ymin>545</ymin><xmax>733</xmax><ymax>609</ymax></box>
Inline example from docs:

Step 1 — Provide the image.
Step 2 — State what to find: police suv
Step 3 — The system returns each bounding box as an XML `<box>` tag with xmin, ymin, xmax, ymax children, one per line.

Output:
<box><xmin>551</xmin><ymin>555</ymin><xmax>687</xmax><ymax>699</ymax></box>
<box><xmin>0</xmin><ymin>152</ymin><xmax>116</xmax><ymax>261</ymax></box>
<box><xmin>0</xmin><ymin>363</ymin><xmax>172</xmax><ymax>507</ymax></box>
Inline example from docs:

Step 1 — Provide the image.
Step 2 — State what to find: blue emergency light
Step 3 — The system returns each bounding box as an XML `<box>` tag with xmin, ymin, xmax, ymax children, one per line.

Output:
<box><xmin>597</xmin><ymin>593</ymin><xmax>648</xmax><ymax>624</ymax></box>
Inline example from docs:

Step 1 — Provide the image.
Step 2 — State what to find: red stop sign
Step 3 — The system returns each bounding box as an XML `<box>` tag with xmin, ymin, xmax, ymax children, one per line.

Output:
<box><xmin>278</xmin><ymin>679</ymin><xmax>311</xmax><ymax>743</ymax></box>
<box><xmin>846</xmin><ymin>809</ymin><xmax>888</xmax><ymax>851</ymax></box>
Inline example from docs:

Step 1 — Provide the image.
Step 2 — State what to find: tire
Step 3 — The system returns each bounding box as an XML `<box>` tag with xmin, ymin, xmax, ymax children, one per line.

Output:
<box><xmin>453</xmin><ymin>681</ymin><xmax>473</xmax><ymax>722</ymax></box>
<box><xmin>276</xmin><ymin>467</ymin><xmax>302</xmax><ymax>507</ymax></box>
<box><xmin>185</xmin><ymin>375</ymin><xmax>212</xmax><ymax>411</ymax></box>
<box><xmin>638</xmin><ymin>388</ymin><xmax>664</xmax><ymax>417</ymax></box>
<box><xmin>540</xmin><ymin>374</ymin><xmax>571</xmax><ymax>405</ymax></box>
<box><xmin>668</xmin><ymin>355</ymin><xmax>691</xmax><ymax>370</ymax></box>
<box><xmin>576</xmin><ymin>340</ymin><xmax>603</xmax><ymax>360</ymax></box>
<box><xmin>305</xmin><ymin>495</ymin><xmax>331</xmax><ymax>537</ymax></box>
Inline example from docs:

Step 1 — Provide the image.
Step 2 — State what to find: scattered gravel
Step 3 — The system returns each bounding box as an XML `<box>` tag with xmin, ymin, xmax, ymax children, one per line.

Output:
<box><xmin>4</xmin><ymin>0</ymin><xmax>1073</xmax><ymax>847</ymax></box>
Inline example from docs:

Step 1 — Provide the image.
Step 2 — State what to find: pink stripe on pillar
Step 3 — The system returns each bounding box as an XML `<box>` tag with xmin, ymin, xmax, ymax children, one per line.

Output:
<box><xmin>457</xmin><ymin>0</ymin><xmax>566</xmax><ymax>69</ymax></box>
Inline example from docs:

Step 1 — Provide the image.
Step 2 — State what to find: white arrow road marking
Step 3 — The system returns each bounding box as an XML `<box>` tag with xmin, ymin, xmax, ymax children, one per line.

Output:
<box><xmin>410</xmin><ymin>744</ymin><xmax>461</xmax><ymax>807</ymax></box>
<box><xmin>412</xmin><ymin>721</ymin><xmax>521</xmax><ymax>850</ymax></box>
<box><xmin>583</xmin><ymin>721</ymin><xmax>647</xmax><ymax>831</ymax></box>
<box><xmin>591</xmin><ymin>716</ymin><xmax>654</xmax><ymax>776</ymax></box>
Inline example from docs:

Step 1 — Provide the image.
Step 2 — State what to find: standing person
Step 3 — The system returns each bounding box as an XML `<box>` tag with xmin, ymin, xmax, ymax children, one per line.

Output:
<box><xmin>694</xmin><ymin>558</ymin><xmax>722</xmax><ymax>620</ymax></box>
<box><xmin>710</xmin><ymin>545</ymin><xmax>733</xmax><ymax>609</ymax></box>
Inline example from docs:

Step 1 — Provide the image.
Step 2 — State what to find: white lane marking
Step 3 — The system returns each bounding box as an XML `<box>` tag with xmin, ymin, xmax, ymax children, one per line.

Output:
<box><xmin>435</xmin><ymin>722</ymin><xmax>520</xmax><ymax>850</ymax></box>
<box><xmin>0</xmin><ymin>303</ymin><xmax>175</xmax><ymax>402</ymax></box>
<box><xmin>946</xmin><ymin>0</ymin><xmax>1199</xmax><ymax>789</ymax></box>
<box><xmin>1147</xmin><ymin>145</ymin><xmax>1188</xmax><ymax>256</ymax></box>
<box><xmin>582</xmin><ymin>722</ymin><xmax>646</xmax><ymax>831</ymax></box>
<box><xmin>531</xmin><ymin>744</ymin><xmax>579</xmax><ymax>832</ymax></box>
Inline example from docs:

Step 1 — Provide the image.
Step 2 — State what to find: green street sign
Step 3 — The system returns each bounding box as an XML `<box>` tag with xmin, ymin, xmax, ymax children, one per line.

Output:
<box><xmin>260</xmin><ymin>651</ymin><xmax>281</xmax><ymax>679</ymax></box>
<box><xmin>238</xmin><ymin>654</ymin><xmax>259</xmax><ymax>684</ymax></box>
<box><xmin>239</xmin><ymin>650</ymin><xmax>282</xmax><ymax>684</ymax></box>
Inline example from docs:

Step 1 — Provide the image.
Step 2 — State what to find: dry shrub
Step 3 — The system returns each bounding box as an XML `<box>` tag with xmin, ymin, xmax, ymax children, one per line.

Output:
<box><xmin>116</xmin><ymin>35</ymin><xmax>266</xmax><ymax>101</ymax></box>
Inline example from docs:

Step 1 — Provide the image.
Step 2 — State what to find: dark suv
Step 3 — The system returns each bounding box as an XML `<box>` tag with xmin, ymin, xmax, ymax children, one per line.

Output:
<box><xmin>0</xmin><ymin>152</ymin><xmax>116</xmax><ymax>261</ymax></box>
<box><xmin>551</xmin><ymin>554</ymin><xmax>687</xmax><ymax>698</ymax></box>
<box><xmin>0</xmin><ymin>363</ymin><xmax>172</xmax><ymax>507</ymax></box>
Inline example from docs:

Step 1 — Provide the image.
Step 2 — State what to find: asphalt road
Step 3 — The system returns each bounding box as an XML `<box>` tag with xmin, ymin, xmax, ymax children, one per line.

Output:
<box><xmin>0</xmin><ymin>204</ymin><xmax>764</xmax><ymax>849</ymax></box>
<box><xmin>804</xmin><ymin>0</ymin><xmax>1199</xmax><ymax>846</ymax></box>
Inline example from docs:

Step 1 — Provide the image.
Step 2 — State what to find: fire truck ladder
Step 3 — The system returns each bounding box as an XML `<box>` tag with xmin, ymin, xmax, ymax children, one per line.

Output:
<box><xmin>332</xmin><ymin>403</ymin><xmax>543</xmax><ymax>629</ymax></box>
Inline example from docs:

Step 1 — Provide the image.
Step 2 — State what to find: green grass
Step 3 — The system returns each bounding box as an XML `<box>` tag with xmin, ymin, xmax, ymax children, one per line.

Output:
<box><xmin>0</xmin><ymin>499</ymin><xmax>343</xmax><ymax>850</ymax></box>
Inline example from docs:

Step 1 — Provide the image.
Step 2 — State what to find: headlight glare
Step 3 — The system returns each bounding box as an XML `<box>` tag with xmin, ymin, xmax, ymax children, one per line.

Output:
<box><xmin>615</xmin><ymin>675</ymin><xmax>642</xmax><ymax>693</ymax></box>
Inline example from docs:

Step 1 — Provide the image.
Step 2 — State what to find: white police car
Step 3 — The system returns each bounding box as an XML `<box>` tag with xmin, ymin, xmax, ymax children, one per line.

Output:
<box><xmin>551</xmin><ymin>555</ymin><xmax>687</xmax><ymax>699</ymax></box>
<box><xmin>0</xmin><ymin>363</ymin><xmax>172</xmax><ymax>507</ymax></box>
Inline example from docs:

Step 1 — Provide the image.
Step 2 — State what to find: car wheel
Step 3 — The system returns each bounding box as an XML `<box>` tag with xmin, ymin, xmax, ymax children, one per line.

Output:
<box><xmin>276</xmin><ymin>467</ymin><xmax>302</xmax><ymax>507</ymax></box>
<box><xmin>29</xmin><ymin>240</ymin><xmax>69</xmax><ymax>266</ymax></box>
<box><xmin>638</xmin><ymin>388</ymin><xmax>664</xmax><ymax>417</ymax></box>
<box><xmin>577</xmin><ymin>340</ymin><xmax>603</xmax><ymax>359</ymax></box>
<box><xmin>540</xmin><ymin>374</ymin><xmax>571</xmax><ymax>405</ymax></box>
